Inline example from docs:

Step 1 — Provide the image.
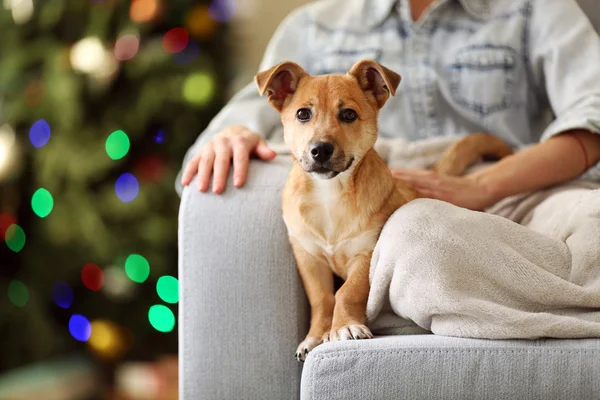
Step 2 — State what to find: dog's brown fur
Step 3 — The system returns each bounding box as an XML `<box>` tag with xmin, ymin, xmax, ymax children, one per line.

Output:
<box><xmin>255</xmin><ymin>60</ymin><xmax>513</xmax><ymax>362</ymax></box>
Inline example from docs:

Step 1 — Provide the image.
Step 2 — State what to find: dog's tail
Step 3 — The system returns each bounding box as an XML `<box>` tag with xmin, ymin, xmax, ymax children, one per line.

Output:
<box><xmin>433</xmin><ymin>132</ymin><xmax>513</xmax><ymax>176</ymax></box>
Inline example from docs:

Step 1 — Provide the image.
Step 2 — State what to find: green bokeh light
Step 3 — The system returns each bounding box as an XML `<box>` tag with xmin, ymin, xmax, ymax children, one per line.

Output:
<box><xmin>31</xmin><ymin>188</ymin><xmax>54</xmax><ymax>218</ymax></box>
<box><xmin>148</xmin><ymin>304</ymin><xmax>175</xmax><ymax>333</ymax></box>
<box><xmin>5</xmin><ymin>224</ymin><xmax>25</xmax><ymax>253</ymax></box>
<box><xmin>182</xmin><ymin>72</ymin><xmax>215</xmax><ymax>107</ymax></box>
<box><xmin>8</xmin><ymin>280</ymin><xmax>29</xmax><ymax>307</ymax></box>
<box><xmin>105</xmin><ymin>130</ymin><xmax>130</xmax><ymax>160</ymax></box>
<box><xmin>125</xmin><ymin>254</ymin><xmax>150</xmax><ymax>283</ymax></box>
<box><xmin>156</xmin><ymin>275</ymin><xmax>179</xmax><ymax>304</ymax></box>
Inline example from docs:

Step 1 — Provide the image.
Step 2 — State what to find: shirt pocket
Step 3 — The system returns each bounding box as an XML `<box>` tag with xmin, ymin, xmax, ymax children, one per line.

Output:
<box><xmin>447</xmin><ymin>46</ymin><xmax>517</xmax><ymax>116</ymax></box>
<box><xmin>311</xmin><ymin>49</ymin><xmax>382</xmax><ymax>75</ymax></box>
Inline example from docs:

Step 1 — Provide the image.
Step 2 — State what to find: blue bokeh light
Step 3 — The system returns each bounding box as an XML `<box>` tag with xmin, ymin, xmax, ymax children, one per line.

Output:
<box><xmin>174</xmin><ymin>40</ymin><xmax>200</xmax><ymax>65</ymax></box>
<box><xmin>115</xmin><ymin>173</ymin><xmax>139</xmax><ymax>203</ymax></box>
<box><xmin>52</xmin><ymin>281</ymin><xmax>74</xmax><ymax>309</ymax></box>
<box><xmin>69</xmin><ymin>314</ymin><xmax>91</xmax><ymax>342</ymax></box>
<box><xmin>208</xmin><ymin>0</ymin><xmax>235</xmax><ymax>22</ymax></box>
<box><xmin>29</xmin><ymin>119</ymin><xmax>51</xmax><ymax>148</ymax></box>
<box><xmin>154</xmin><ymin>129</ymin><xmax>165</xmax><ymax>144</ymax></box>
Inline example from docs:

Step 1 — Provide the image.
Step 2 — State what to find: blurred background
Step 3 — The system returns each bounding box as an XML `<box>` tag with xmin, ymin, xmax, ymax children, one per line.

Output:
<box><xmin>0</xmin><ymin>0</ymin><xmax>307</xmax><ymax>398</ymax></box>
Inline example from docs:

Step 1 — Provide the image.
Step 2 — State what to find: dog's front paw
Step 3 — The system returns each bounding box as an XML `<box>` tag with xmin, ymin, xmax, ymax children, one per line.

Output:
<box><xmin>323</xmin><ymin>324</ymin><xmax>373</xmax><ymax>342</ymax></box>
<box><xmin>295</xmin><ymin>336</ymin><xmax>322</xmax><ymax>362</ymax></box>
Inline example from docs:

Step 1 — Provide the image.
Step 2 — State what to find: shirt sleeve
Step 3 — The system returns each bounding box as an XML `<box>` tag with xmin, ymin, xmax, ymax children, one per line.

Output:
<box><xmin>528</xmin><ymin>0</ymin><xmax>600</xmax><ymax>179</ymax></box>
<box><xmin>175</xmin><ymin>6</ymin><xmax>312</xmax><ymax>194</ymax></box>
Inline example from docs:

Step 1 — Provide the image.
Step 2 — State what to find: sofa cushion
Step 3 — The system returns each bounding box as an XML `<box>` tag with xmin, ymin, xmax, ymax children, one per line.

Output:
<box><xmin>301</xmin><ymin>335</ymin><xmax>600</xmax><ymax>400</ymax></box>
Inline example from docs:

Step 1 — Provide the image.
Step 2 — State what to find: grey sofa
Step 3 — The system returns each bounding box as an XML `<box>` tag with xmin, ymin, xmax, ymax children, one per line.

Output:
<box><xmin>179</xmin><ymin>2</ymin><xmax>600</xmax><ymax>399</ymax></box>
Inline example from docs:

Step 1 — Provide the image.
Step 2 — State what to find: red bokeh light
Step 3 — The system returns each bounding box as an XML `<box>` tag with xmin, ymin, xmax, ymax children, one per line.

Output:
<box><xmin>162</xmin><ymin>28</ymin><xmax>189</xmax><ymax>54</ymax></box>
<box><xmin>134</xmin><ymin>156</ymin><xmax>167</xmax><ymax>183</ymax></box>
<box><xmin>82</xmin><ymin>263</ymin><xmax>104</xmax><ymax>291</ymax></box>
<box><xmin>0</xmin><ymin>213</ymin><xmax>17</xmax><ymax>240</ymax></box>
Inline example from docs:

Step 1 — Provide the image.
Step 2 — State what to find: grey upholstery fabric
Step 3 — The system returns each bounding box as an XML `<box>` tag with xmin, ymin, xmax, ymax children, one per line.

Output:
<box><xmin>301</xmin><ymin>335</ymin><xmax>600</xmax><ymax>400</ymax></box>
<box><xmin>178</xmin><ymin>157</ymin><xmax>309</xmax><ymax>399</ymax></box>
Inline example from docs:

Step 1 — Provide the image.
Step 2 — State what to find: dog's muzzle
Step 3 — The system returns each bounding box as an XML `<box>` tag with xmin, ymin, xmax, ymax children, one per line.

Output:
<box><xmin>301</xmin><ymin>142</ymin><xmax>355</xmax><ymax>179</ymax></box>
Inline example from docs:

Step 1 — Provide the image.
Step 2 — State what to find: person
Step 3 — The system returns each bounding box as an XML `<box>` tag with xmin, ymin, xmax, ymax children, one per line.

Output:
<box><xmin>176</xmin><ymin>0</ymin><xmax>600</xmax><ymax>398</ymax></box>
<box><xmin>178</xmin><ymin>0</ymin><xmax>600</xmax><ymax>209</ymax></box>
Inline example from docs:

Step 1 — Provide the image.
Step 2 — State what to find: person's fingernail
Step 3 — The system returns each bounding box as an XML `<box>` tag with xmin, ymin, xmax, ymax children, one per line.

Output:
<box><xmin>233</xmin><ymin>177</ymin><xmax>241</xmax><ymax>187</ymax></box>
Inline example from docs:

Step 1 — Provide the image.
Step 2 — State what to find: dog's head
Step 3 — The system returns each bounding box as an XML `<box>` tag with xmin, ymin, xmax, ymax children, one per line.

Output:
<box><xmin>255</xmin><ymin>60</ymin><xmax>401</xmax><ymax>179</ymax></box>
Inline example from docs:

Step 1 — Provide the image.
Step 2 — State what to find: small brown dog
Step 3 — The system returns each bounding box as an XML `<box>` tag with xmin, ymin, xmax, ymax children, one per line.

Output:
<box><xmin>255</xmin><ymin>59</ymin><xmax>512</xmax><ymax>362</ymax></box>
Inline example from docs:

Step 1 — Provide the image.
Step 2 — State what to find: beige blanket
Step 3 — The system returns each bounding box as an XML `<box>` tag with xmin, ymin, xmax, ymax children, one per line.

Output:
<box><xmin>365</xmin><ymin>136</ymin><xmax>600</xmax><ymax>339</ymax></box>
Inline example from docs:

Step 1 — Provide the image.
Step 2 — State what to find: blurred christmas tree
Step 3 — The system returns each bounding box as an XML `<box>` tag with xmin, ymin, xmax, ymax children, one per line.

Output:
<box><xmin>0</xmin><ymin>0</ymin><xmax>233</xmax><ymax>371</ymax></box>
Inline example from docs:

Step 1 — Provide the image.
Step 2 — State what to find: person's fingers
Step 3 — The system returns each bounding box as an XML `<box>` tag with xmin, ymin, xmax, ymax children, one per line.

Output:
<box><xmin>212</xmin><ymin>138</ymin><xmax>232</xmax><ymax>194</ymax></box>
<box><xmin>197</xmin><ymin>147</ymin><xmax>215</xmax><ymax>192</ymax></box>
<box><xmin>255</xmin><ymin>138</ymin><xmax>277</xmax><ymax>160</ymax></box>
<box><xmin>181</xmin><ymin>154</ymin><xmax>200</xmax><ymax>186</ymax></box>
<box><xmin>231</xmin><ymin>136</ymin><xmax>250</xmax><ymax>188</ymax></box>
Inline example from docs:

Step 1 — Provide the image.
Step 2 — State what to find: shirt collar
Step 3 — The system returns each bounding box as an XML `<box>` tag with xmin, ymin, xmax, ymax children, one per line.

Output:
<box><xmin>367</xmin><ymin>0</ymin><xmax>491</xmax><ymax>28</ymax></box>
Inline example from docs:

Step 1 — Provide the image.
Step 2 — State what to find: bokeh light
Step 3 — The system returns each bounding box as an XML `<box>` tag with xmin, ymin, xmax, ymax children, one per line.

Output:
<box><xmin>105</xmin><ymin>130</ymin><xmax>130</xmax><ymax>160</ymax></box>
<box><xmin>88</xmin><ymin>320</ymin><xmax>132</xmax><ymax>360</ymax></box>
<box><xmin>82</xmin><ymin>263</ymin><xmax>104</xmax><ymax>291</ymax></box>
<box><xmin>114</xmin><ymin>34</ymin><xmax>140</xmax><ymax>61</ymax></box>
<box><xmin>7</xmin><ymin>280</ymin><xmax>29</xmax><ymax>307</ymax></box>
<box><xmin>29</xmin><ymin>119</ymin><xmax>51</xmax><ymax>148</ymax></box>
<box><xmin>154</xmin><ymin>129</ymin><xmax>165</xmax><ymax>143</ymax></box>
<box><xmin>174</xmin><ymin>40</ymin><xmax>200</xmax><ymax>65</ymax></box>
<box><xmin>115</xmin><ymin>173</ymin><xmax>139</xmax><ymax>203</ymax></box>
<box><xmin>31</xmin><ymin>188</ymin><xmax>54</xmax><ymax>218</ymax></box>
<box><xmin>103</xmin><ymin>266</ymin><xmax>136</xmax><ymax>301</ymax></box>
<box><xmin>25</xmin><ymin>80</ymin><xmax>45</xmax><ymax>107</ymax></box>
<box><xmin>125</xmin><ymin>254</ymin><xmax>150</xmax><ymax>283</ymax></box>
<box><xmin>0</xmin><ymin>213</ymin><xmax>17</xmax><ymax>240</ymax></box>
<box><xmin>5</xmin><ymin>224</ymin><xmax>25</xmax><ymax>253</ymax></box>
<box><xmin>134</xmin><ymin>156</ymin><xmax>167</xmax><ymax>183</ymax></box>
<box><xmin>69</xmin><ymin>314</ymin><xmax>92</xmax><ymax>342</ymax></box>
<box><xmin>148</xmin><ymin>305</ymin><xmax>175</xmax><ymax>333</ymax></box>
<box><xmin>162</xmin><ymin>28</ymin><xmax>189</xmax><ymax>54</ymax></box>
<box><xmin>185</xmin><ymin>5</ymin><xmax>217</xmax><ymax>39</ymax></box>
<box><xmin>70</xmin><ymin>37</ymin><xmax>106</xmax><ymax>74</ymax></box>
<box><xmin>52</xmin><ymin>281</ymin><xmax>74</xmax><ymax>309</ymax></box>
<box><xmin>0</xmin><ymin>125</ymin><xmax>16</xmax><ymax>177</ymax></box>
<box><xmin>156</xmin><ymin>276</ymin><xmax>179</xmax><ymax>304</ymax></box>
<box><xmin>208</xmin><ymin>0</ymin><xmax>235</xmax><ymax>22</ymax></box>
<box><xmin>9</xmin><ymin>0</ymin><xmax>34</xmax><ymax>25</ymax></box>
<box><xmin>182</xmin><ymin>72</ymin><xmax>215</xmax><ymax>107</ymax></box>
<box><xmin>130</xmin><ymin>0</ymin><xmax>159</xmax><ymax>23</ymax></box>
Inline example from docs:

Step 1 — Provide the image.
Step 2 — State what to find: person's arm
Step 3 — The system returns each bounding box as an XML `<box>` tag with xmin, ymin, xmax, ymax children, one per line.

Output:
<box><xmin>474</xmin><ymin>130</ymin><xmax>600</xmax><ymax>200</ymax></box>
<box><xmin>176</xmin><ymin>5</ymin><xmax>313</xmax><ymax>195</ymax></box>
<box><xmin>393</xmin><ymin>130</ymin><xmax>600</xmax><ymax>210</ymax></box>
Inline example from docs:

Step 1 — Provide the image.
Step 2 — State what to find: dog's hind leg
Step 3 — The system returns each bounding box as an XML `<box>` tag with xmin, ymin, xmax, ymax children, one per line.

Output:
<box><xmin>434</xmin><ymin>132</ymin><xmax>513</xmax><ymax>176</ymax></box>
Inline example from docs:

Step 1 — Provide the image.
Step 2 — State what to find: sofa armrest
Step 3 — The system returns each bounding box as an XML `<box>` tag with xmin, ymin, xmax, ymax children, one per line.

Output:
<box><xmin>178</xmin><ymin>157</ymin><xmax>308</xmax><ymax>399</ymax></box>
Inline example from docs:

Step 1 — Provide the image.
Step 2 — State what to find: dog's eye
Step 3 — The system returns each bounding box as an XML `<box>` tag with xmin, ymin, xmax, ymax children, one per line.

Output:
<box><xmin>296</xmin><ymin>108</ymin><xmax>312</xmax><ymax>122</ymax></box>
<box><xmin>339</xmin><ymin>109</ymin><xmax>358</xmax><ymax>123</ymax></box>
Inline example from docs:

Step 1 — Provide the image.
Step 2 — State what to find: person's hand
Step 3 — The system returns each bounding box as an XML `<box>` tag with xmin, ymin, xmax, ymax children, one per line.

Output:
<box><xmin>181</xmin><ymin>126</ymin><xmax>276</xmax><ymax>194</ymax></box>
<box><xmin>391</xmin><ymin>169</ymin><xmax>497</xmax><ymax>211</ymax></box>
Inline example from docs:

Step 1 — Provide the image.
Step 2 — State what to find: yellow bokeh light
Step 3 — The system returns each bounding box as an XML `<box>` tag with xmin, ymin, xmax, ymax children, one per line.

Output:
<box><xmin>130</xmin><ymin>0</ymin><xmax>160</xmax><ymax>23</ymax></box>
<box><xmin>182</xmin><ymin>72</ymin><xmax>215</xmax><ymax>107</ymax></box>
<box><xmin>88</xmin><ymin>320</ymin><xmax>132</xmax><ymax>360</ymax></box>
<box><xmin>185</xmin><ymin>5</ymin><xmax>218</xmax><ymax>39</ymax></box>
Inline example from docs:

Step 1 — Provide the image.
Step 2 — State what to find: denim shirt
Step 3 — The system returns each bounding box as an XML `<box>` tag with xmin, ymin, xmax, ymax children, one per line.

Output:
<box><xmin>178</xmin><ymin>0</ymin><xmax>600</xmax><ymax>190</ymax></box>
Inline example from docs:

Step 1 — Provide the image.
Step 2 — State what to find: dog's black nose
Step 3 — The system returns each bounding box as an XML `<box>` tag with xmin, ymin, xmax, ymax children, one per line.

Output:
<box><xmin>310</xmin><ymin>142</ymin><xmax>334</xmax><ymax>163</ymax></box>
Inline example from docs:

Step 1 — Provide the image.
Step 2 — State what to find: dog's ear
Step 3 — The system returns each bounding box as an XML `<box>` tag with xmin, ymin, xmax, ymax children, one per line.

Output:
<box><xmin>255</xmin><ymin>61</ymin><xmax>307</xmax><ymax>111</ymax></box>
<box><xmin>348</xmin><ymin>60</ymin><xmax>401</xmax><ymax>108</ymax></box>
